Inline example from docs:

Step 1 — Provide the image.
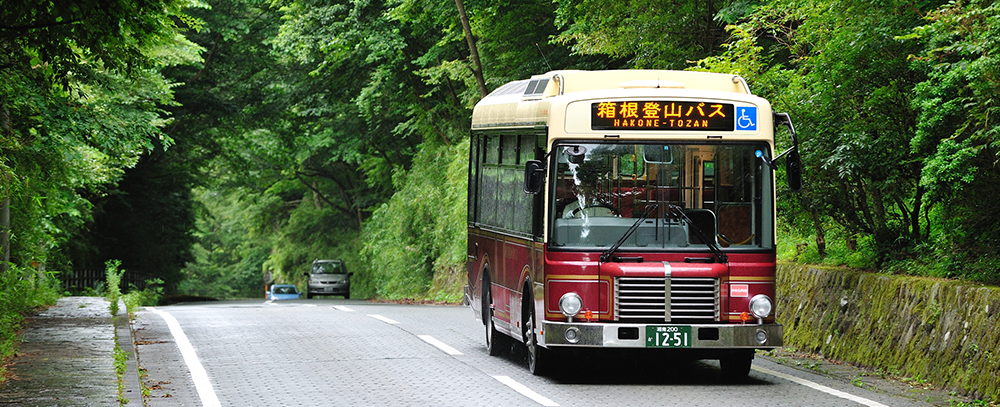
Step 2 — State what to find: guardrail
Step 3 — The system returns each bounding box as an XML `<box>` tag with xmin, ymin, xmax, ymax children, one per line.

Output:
<box><xmin>61</xmin><ymin>269</ymin><xmax>155</xmax><ymax>292</ymax></box>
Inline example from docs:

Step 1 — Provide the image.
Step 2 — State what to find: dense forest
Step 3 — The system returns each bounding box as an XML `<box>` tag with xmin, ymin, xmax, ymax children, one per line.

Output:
<box><xmin>1</xmin><ymin>0</ymin><xmax>998</xmax><ymax>301</ymax></box>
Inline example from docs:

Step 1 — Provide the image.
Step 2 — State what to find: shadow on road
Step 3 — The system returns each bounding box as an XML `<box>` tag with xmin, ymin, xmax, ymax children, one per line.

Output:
<box><xmin>492</xmin><ymin>340</ymin><xmax>771</xmax><ymax>386</ymax></box>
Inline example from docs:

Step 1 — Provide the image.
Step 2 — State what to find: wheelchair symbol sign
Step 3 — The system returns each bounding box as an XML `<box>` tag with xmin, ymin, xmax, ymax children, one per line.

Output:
<box><xmin>736</xmin><ymin>107</ymin><xmax>757</xmax><ymax>131</ymax></box>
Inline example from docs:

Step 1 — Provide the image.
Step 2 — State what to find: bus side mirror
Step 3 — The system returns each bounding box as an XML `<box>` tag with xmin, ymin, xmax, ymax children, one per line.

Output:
<box><xmin>773</xmin><ymin>112</ymin><xmax>803</xmax><ymax>192</ymax></box>
<box><xmin>786</xmin><ymin>149</ymin><xmax>802</xmax><ymax>192</ymax></box>
<box><xmin>523</xmin><ymin>160</ymin><xmax>545</xmax><ymax>195</ymax></box>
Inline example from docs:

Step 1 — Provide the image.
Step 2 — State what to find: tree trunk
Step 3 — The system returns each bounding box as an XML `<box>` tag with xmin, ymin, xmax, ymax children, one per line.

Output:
<box><xmin>911</xmin><ymin>184</ymin><xmax>923</xmax><ymax>242</ymax></box>
<box><xmin>1</xmin><ymin>195</ymin><xmax>9</xmax><ymax>273</ymax></box>
<box><xmin>313</xmin><ymin>181</ymin><xmax>322</xmax><ymax>210</ymax></box>
<box><xmin>455</xmin><ymin>0</ymin><xmax>488</xmax><ymax>98</ymax></box>
<box><xmin>811</xmin><ymin>209</ymin><xmax>826</xmax><ymax>258</ymax></box>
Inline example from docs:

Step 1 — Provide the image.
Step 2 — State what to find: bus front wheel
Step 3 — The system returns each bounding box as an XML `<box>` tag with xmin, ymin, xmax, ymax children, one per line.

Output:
<box><xmin>484</xmin><ymin>275</ymin><xmax>506</xmax><ymax>356</ymax></box>
<box><xmin>719</xmin><ymin>350</ymin><xmax>754</xmax><ymax>382</ymax></box>
<box><xmin>523</xmin><ymin>296</ymin><xmax>552</xmax><ymax>375</ymax></box>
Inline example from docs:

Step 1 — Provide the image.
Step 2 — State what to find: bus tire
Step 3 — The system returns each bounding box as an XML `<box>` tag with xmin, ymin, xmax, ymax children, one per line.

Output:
<box><xmin>719</xmin><ymin>350</ymin><xmax>754</xmax><ymax>382</ymax></box>
<box><xmin>523</xmin><ymin>294</ymin><xmax>552</xmax><ymax>376</ymax></box>
<box><xmin>484</xmin><ymin>274</ymin><xmax>506</xmax><ymax>356</ymax></box>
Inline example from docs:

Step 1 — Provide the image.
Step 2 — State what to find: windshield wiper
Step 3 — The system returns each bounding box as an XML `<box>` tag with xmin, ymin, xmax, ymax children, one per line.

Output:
<box><xmin>600</xmin><ymin>204</ymin><xmax>658</xmax><ymax>263</ymax></box>
<box><xmin>665</xmin><ymin>204</ymin><xmax>729</xmax><ymax>264</ymax></box>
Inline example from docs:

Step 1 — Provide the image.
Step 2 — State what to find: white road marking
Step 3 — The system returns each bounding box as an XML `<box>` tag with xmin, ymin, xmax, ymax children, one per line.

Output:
<box><xmin>492</xmin><ymin>375</ymin><xmax>559</xmax><ymax>407</ymax></box>
<box><xmin>417</xmin><ymin>335</ymin><xmax>463</xmax><ymax>355</ymax></box>
<box><xmin>333</xmin><ymin>305</ymin><xmax>355</xmax><ymax>312</ymax></box>
<box><xmin>148</xmin><ymin>307</ymin><xmax>221</xmax><ymax>407</ymax></box>
<box><xmin>753</xmin><ymin>366</ymin><xmax>889</xmax><ymax>407</ymax></box>
<box><xmin>367</xmin><ymin>314</ymin><xmax>400</xmax><ymax>324</ymax></box>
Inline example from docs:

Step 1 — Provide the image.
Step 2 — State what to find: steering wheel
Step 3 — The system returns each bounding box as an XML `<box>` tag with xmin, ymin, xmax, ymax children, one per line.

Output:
<box><xmin>569</xmin><ymin>203</ymin><xmax>619</xmax><ymax>218</ymax></box>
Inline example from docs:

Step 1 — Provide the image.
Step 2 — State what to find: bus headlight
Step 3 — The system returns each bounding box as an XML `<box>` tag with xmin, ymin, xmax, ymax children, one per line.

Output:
<box><xmin>559</xmin><ymin>293</ymin><xmax>583</xmax><ymax>318</ymax></box>
<box><xmin>749</xmin><ymin>294</ymin><xmax>773</xmax><ymax>319</ymax></box>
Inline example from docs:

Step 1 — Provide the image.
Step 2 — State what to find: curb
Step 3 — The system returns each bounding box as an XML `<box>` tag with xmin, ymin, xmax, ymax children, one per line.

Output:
<box><xmin>115</xmin><ymin>299</ymin><xmax>144</xmax><ymax>405</ymax></box>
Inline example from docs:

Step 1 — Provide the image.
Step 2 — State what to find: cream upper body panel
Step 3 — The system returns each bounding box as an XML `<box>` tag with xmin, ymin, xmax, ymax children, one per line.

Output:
<box><xmin>472</xmin><ymin>70</ymin><xmax>774</xmax><ymax>147</ymax></box>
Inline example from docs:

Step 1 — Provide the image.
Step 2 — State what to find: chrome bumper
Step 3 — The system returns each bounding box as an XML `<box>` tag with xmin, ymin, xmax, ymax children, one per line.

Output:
<box><xmin>542</xmin><ymin>321</ymin><xmax>782</xmax><ymax>348</ymax></box>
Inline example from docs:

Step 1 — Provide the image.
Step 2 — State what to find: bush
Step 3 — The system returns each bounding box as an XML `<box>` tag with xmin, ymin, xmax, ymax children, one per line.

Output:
<box><xmin>105</xmin><ymin>260</ymin><xmax>125</xmax><ymax>317</ymax></box>
<box><xmin>0</xmin><ymin>264</ymin><xmax>61</xmax><ymax>383</ymax></box>
<box><xmin>123</xmin><ymin>278</ymin><xmax>165</xmax><ymax>318</ymax></box>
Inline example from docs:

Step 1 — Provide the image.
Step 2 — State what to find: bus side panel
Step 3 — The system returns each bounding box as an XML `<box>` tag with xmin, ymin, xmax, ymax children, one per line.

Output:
<box><xmin>501</xmin><ymin>236</ymin><xmax>536</xmax><ymax>342</ymax></box>
<box><xmin>467</xmin><ymin>227</ymin><xmax>484</xmax><ymax>322</ymax></box>
<box><xmin>468</xmin><ymin>229</ymin><xmax>499</xmax><ymax>322</ymax></box>
<box><xmin>469</xmin><ymin>229</ymin><xmax>523</xmax><ymax>339</ymax></box>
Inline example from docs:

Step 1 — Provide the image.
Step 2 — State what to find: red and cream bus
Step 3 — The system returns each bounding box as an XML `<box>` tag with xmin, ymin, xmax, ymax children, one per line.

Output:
<box><xmin>465</xmin><ymin>70</ymin><xmax>801</xmax><ymax>379</ymax></box>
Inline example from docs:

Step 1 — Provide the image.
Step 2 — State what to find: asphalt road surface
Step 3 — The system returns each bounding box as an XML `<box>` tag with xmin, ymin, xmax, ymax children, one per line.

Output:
<box><xmin>131</xmin><ymin>299</ymin><xmax>936</xmax><ymax>407</ymax></box>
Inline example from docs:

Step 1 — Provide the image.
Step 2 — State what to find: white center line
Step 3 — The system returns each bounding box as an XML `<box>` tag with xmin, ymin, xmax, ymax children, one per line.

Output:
<box><xmin>333</xmin><ymin>305</ymin><xmax>355</xmax><ymax>312</ymax></box>
<box><xmin>367</xmin><ymin>314</ymin><xmax>400</xmax><ymax>324</ymax></box>
<box><xmin>493</xmin><ymin>375</ymin><xmax>559</xmax><ymax>407</ymax></box>
<box><xmin>417</xmin><ymin>335</ymin><xmax>463</xmax><ymax>355</ymax></box>
<box><xmin>753</xmin><ymin>366</ymin><xmax>889</xmax><ymax>407</ymax></box>
<box><xmin>148</xmin><ymin>308</ymin><xmax>221</xmax><ymax>407</ymax></box>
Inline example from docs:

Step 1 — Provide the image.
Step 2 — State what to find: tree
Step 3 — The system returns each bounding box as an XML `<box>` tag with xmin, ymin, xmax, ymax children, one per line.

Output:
<box><xmin>905</xmin><ymin>0</ymin><xmax>1000</xmax><ymax>280</ymax></box>
<box><xmin>1</xmin><ymin>0</ymin><xmax>202</xmax><ymax>274</ymax></box>
<box><xmin>554</xmin><ymin>0</ymin><xmax>735</xmax><ymax>68</ymax></box>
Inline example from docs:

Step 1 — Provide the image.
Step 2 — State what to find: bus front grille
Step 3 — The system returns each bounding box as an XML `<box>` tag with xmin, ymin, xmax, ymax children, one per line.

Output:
<box><xmin>615</xmin><ymin>277</ymin><xmax>719</xmax><ymax>323</ymax></box>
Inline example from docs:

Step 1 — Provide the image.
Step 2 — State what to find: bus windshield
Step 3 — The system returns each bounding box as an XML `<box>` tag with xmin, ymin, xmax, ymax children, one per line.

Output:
<box><xmin>549</xmin><ymin>142</ymin><xmax>773</xmax><ymax>251</ymax></box>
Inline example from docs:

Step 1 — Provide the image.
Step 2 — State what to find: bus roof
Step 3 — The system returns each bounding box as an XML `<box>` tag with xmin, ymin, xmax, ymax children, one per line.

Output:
<box><xmin>472</xmin><ymin>70</ymin><xmax>757</xmax><ymax>130</ymax></box>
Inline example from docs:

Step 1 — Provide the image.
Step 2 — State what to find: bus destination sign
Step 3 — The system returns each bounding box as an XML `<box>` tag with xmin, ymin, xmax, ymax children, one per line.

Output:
<box><xmin>592</xmin><ymin>101</ymin><xmax>735</xmax><ymax>131</ymax></box>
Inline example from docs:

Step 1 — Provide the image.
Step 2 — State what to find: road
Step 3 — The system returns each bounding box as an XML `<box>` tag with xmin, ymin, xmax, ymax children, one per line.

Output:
<box><xmin>131</xmin><ymin>299</ymin><xmax>934</xmax><ymax>407</ymax></box>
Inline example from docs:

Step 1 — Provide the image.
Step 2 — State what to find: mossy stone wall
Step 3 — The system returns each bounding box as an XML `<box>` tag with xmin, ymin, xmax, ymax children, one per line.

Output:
<box><xmin>777</xmin><ymin>263</ymin><xmax>1000</xmax><ymax>401</ymax></box>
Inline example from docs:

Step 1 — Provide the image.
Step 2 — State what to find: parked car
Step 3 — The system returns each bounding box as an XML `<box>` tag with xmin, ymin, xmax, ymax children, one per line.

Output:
<box><xmin>267</xmin><ymin>284</ymin><xmax>301</xmax><ymax>300</ymax></box>
<box><xmin>304</xmin><ymin>259</ymin><xmax>352</xmax><ymax>299</ymax></box>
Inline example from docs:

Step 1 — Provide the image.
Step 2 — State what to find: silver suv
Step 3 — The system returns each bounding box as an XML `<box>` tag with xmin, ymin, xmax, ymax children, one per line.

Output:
<box><xmin>304</xmin><ymin>259</ymin><xmax>352</xmax><ymax>299</ymax></box>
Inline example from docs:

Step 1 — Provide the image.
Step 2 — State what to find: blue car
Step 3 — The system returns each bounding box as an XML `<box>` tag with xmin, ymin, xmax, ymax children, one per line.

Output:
<box><xmin>267</xmin><ymin>284</ymin><xmax>301</xmax><ymax>300</ymax></box>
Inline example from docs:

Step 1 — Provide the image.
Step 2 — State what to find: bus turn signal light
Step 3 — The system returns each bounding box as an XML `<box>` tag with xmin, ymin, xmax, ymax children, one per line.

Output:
<box><xmin>740</xmin><ymin>312</ymin><xmax>751</xmax><ymax>323</ymax></box>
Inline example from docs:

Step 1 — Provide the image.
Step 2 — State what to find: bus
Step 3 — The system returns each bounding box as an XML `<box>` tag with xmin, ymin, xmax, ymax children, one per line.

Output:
<box><xmin>465</xmin><ymin>70</ymin><xmax>802</xmax><ymax>379</ymax></box>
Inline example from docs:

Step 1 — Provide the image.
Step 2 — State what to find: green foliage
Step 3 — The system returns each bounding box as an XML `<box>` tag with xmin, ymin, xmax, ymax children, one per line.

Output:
<box><xmin>554</xmin><ymin>0</ymin><xmax>737</xmax><ymax>68</ymax></box>
<box><xmin>179</xmin><ymin>188</ymin><xmax>275</xmax><ymax>299</ymax></box>
<box><xmin>906</xmin><ymin>0</ymin><xmax>1000</xmax><ymax>269</ymax></box>
<box><xmin>692</xmin><ymin>0</ymin><xmax>1000</xmax><ymax>284</ymax></box>
<box><xmin>362</xmin><ymin>140</ymin><xmax>468</xmax><ymax>300</ymax></box>
<box><xmin>1</xmin><ymin>0</ymin><xmax>204</xmax><ymax>276</ymax></box>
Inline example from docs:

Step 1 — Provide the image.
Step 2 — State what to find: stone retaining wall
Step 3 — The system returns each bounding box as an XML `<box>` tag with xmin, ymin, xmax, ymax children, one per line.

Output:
<box><xmin>776</xmin><ymin>263</ymin><xmax>1000</xmax><ymax>401</ymax></box>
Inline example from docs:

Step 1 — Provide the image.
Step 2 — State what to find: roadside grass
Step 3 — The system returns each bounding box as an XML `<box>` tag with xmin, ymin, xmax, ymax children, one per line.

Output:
<box><xmin>113</xmin><ymin>345</ymin><xmax>127</xmax><ymax>405</ymax></box>
<box><xmin>776</xmin><ymin>222</ymin><xmax>1000</xmax><ymax>285</ymax></box>
<box><xmin>0</xmin><ymin>265</ymin><xmax>60</xmax><ymax>384</ymax></box>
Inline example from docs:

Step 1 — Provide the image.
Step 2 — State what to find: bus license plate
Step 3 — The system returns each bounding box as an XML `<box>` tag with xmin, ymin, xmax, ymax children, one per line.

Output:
<box><xmin>646</xmin><ymin>326</ymin><xmax>692</xmax><ymax>348</ymax></box>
